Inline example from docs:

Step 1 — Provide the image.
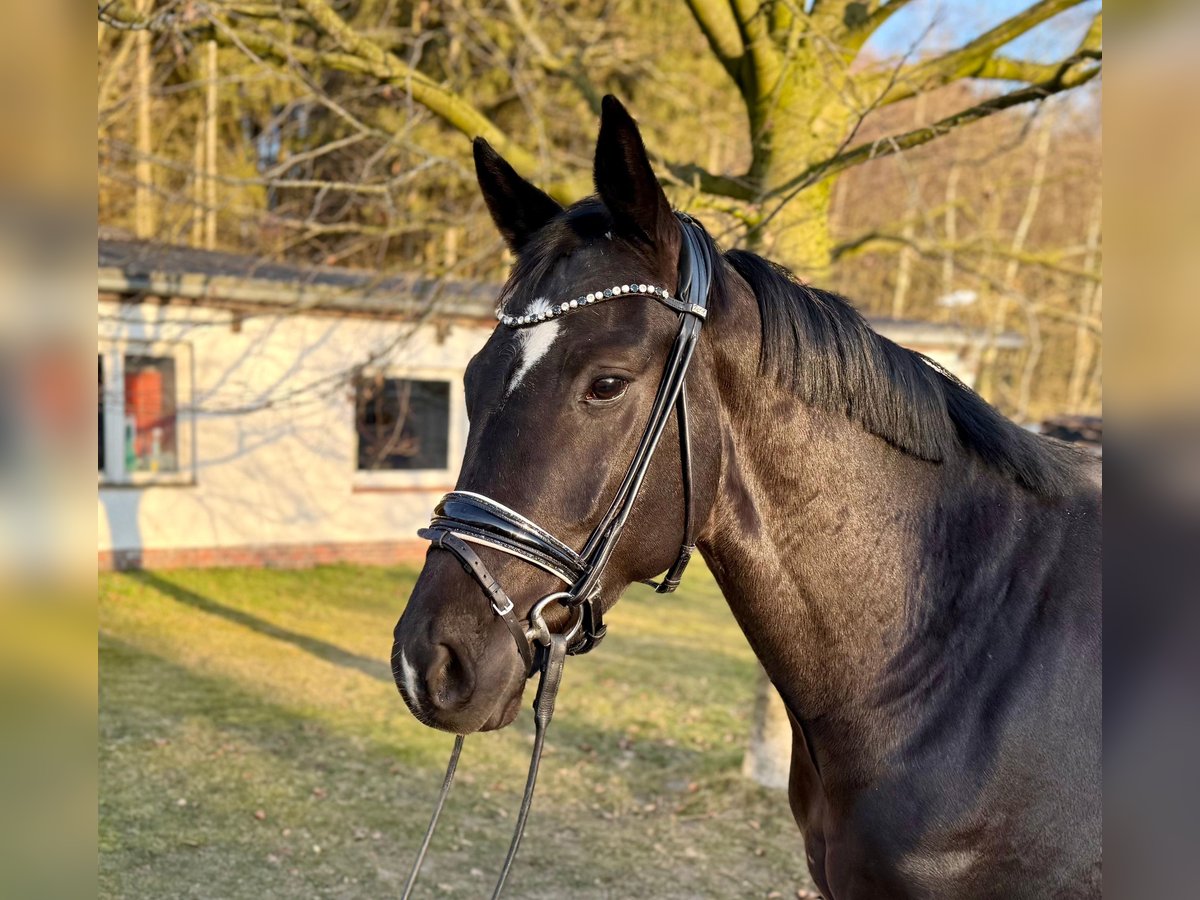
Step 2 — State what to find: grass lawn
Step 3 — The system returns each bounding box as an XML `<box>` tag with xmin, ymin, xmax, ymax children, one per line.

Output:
<box><xmin>99</xmin><ymin>564</ymin><xmax>816</xmax><ymax>899</ymax></box>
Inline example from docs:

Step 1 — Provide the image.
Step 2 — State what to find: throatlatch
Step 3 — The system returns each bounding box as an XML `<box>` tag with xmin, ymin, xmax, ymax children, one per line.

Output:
<box><xmin>401</xmin><ymin>213</ymin><xmax>717</xmax><ymax>898</ymax></box>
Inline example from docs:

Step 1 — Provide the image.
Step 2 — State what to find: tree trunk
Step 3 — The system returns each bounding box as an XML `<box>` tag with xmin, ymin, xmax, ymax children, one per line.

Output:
<box><xmin>1068</xmin><ymin>195</ymin><xmax>1103</xmax><ymax>411</ymax></box>
<box><xmin>204</xmin><ymin>40</ymin><xmax>219</xmax><ymax>250</ymax></box>
<box><xmin>891</xmin><ymin>92</ymin><xmax>928</xmax><ymax>319</ymax></box>
<box><xmin>941</xmin><ymin>163</ymin><xmax>961</xmax><ymax>297</ymax></box>
<box><xmin>134</xmin><ymin>1</ymin><xmax>155</xmax><ymax>239</ymax></box>
<box><xmin>978</xmin><ymin>115</ymin><xmax>1054</xmax><ymax>405</ymax></box>
<box><xmin>892</xmin><ymin>215</ymin><xmax>916</xmax><ymax>319</ymax></box>
<box><xmin>756</xmin><ymin>180</ymin><xmax>836</xmax><ymax>277</ymax></box>
<box><xmin>744</xmin><ymin>77</ymin><xmax>848</xmax><ymax>276</ymax></box>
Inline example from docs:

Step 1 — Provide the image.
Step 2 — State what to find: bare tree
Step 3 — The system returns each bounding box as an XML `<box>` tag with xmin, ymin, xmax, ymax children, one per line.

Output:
<box><xmin>100</xmin><ymin>0</ymin><xmax>1101</xmax><ymax>273</ymax></box>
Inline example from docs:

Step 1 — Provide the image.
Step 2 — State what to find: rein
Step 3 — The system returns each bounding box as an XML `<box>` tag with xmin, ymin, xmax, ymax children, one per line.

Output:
<box><xmin>400</xmin><ymin>214</ymin><xmax>717</xmax><ymax>898</ymax></box>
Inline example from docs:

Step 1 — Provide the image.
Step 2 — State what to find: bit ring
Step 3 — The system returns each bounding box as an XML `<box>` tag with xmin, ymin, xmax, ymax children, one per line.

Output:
<box><xmin>527</xmin><ymin>592</ymin><xmax>583</xmax><ymax>647</ymax></box>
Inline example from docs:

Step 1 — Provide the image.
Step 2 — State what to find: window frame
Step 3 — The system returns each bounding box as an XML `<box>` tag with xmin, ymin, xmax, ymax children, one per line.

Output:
<box><xmin>350</xmin><ymin>366</ymin><xmax>464</xmax><ymax>491</ymax></box>
<box><xmin>98</xmin><ymin>339</ymin><xmax>196</xmax><ymax>487</ymax></box>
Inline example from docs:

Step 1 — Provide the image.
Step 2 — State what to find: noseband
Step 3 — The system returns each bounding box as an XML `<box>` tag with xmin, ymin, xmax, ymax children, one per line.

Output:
<box><xmin>401</xmin><ymin>214</ymin><xmax>717</xmax><ymax>898</ymax></box>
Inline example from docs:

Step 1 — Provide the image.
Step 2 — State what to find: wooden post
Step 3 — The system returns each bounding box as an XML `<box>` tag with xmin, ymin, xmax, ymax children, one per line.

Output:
<box><xmin>134</xmin><ymin>0</ymin><xmax>155</xmax><ymax>238</ymax></box>
<box><xmin>741</xmin><ymin>666</ymin><xmax>792</xmax><ymax>789</ymax></box>
<box><xmin>204</xmin><ymin>40</ymin><xmax>219</xmax><ymax>250</ymax></box>
<box><xmin>191</xmin><ymin>121</ymin><xmax>204</xmax><ymax>246</ymax></box>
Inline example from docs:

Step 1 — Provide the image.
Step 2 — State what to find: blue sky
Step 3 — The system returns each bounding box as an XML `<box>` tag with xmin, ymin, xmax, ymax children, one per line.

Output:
<box><xmin>864</xmin><ymin>0</ymin><xmax>1102</xmax><ymax>63</ymax></box>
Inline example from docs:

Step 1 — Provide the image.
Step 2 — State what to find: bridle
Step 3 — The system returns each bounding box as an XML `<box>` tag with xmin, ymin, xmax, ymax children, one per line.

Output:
<box><xmin>400</xmin><ymin>213</ymin><xmax>717</xmax><ymax>899</ymax></box>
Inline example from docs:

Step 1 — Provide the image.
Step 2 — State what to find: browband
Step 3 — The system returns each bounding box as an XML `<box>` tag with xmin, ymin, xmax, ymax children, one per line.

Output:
<box><xmin>495</xmin><ymin>281</ymin><xmax>706</xmax><ymax>328</ymax></box>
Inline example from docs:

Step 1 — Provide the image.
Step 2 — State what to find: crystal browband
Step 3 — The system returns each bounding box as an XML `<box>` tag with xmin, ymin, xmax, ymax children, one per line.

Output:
<box><xmin>496</xmin><ymin>282</ymin><xmax>707</xmax><ymax>328</ymax></box>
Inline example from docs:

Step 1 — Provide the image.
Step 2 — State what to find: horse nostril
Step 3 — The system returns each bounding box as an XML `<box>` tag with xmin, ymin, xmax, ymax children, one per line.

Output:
<box><xmin>425</xmin><ymin>642</ymin><xmax>476</xmax><ymax>710</ymax></box>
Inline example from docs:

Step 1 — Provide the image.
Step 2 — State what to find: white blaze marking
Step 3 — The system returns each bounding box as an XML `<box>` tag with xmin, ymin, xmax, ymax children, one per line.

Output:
<box><xmin>399</xmin><ymin>649</ymin><xmax>421</xmax><ymax>705</ymax></box>
<box><xmin>506</xmin><ymin>296</ymin><xmax>561</xmax><ymax>395</ymax></box>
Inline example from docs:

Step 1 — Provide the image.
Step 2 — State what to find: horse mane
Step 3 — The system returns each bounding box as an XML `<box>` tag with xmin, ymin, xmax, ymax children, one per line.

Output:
<box><xmin>500</xmin><ymin>201</ymin><xmax>1081</xmax><ymax>497</ymax></box>
<box><xmin>720</xmin><ymin>248</ymin><xmax>1082</xmax><ymax>497</ymax></box>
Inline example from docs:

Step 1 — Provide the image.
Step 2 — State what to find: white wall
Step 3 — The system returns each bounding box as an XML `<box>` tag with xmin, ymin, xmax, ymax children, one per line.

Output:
<box><xmin>98</xmin><ymin>300</ymin><xmax>485</xmax><ymax>555</ymax></box>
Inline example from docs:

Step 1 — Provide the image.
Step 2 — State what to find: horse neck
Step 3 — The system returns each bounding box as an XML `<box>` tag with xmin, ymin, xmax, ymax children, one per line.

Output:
<box><xmin>695</xmin><ymin>299</ymin><xmax>1033</xmax><ymax>775</ymax></box>
<box><xmin>700</xmin><ymin>394</ymin><xmax>937</xmax><ymax>714</ymax></box>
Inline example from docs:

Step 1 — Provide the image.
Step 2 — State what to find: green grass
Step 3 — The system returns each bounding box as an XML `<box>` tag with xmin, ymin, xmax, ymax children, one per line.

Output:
<box><xmin>100</xmin><ymin>564</ymin><xmax>815</xmax><ymax>899</ymax></box>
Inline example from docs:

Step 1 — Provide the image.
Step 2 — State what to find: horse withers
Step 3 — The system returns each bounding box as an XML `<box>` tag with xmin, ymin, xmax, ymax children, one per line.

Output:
<box><xmin>391</xmin><ymin>97</ymin><xmax>1102</xmax><ymax>899</ymax></box>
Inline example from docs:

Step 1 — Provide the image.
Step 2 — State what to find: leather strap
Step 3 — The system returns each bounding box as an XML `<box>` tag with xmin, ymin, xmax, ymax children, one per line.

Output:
<box><xmin>399</xmin><ymin>635</ymin><xmax>569</xmax><ymax>900</ymax></box>
<box><xmin>652</xmin><ymin>215</ymin><xmax>715</xmax><ymax>593</ymax></box>
<box><xmin>430</xmin><ymin>532</ymin><xmax>535</xmax><ymax>675</ymax></box>
<box><xmin>489</xmin><ymin>633</ymin><xmax>567</xmax><ymax>898</ymax></box>
<box><xmin>429</xmin><ymin>491</ymin><xmax>589</xmax><ymax>579</ymax></box>
<box><xmin>652</xmin><ymin>379</ymin><xmax>697</xmax><ymax>593</ymax></box>
<box><xmin>399</xmin><ymin>734</ymin><xmax>464</xmax><ymax>900</ymax></box>
<box><xmin>420</xmin><ymin>523</ymin><xmax>580</xmax><ymax>588</ymax></box>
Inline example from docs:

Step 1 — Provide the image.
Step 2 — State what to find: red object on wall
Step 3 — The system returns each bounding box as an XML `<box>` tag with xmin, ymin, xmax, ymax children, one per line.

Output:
<box><xmin>124</xmin><ymin>368</ymin><xmax>171</xmax><ymax>461</ymax></box>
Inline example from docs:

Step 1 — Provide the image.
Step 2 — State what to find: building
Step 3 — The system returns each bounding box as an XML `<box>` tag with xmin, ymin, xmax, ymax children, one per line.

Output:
<box><xmin>1040</xmin><ymin>415</ymin><xmax>1102</xmax><ymax>456</ymax></box>
<box><xmin>98</xmin><ymin>239</ymin><xmax>1011</xmax><ymax>570</ymax></box>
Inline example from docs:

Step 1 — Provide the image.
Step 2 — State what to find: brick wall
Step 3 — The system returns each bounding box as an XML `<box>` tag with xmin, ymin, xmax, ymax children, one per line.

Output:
<box><xmin>99</xmin><ymin>540</ymin><xmax>430</xmax><ymax>571</ymax></box>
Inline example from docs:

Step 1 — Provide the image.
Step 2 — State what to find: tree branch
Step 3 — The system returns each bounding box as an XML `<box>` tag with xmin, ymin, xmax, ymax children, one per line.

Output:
<box><xmin>913</xmin><ymin>10</ymin><xmax>1101</xmax><ymax>90</ymax></box>
<box><xmin>768</xmin><ymin>54</ymin><xmax>1101</xmax><ymax>198</ymax></box>
<box><xmin>293</xmin><ymin>0</ymin><xmax>548</xmax><ymax>175</ymax></box>
<box><xmin>730</xmin><ymin>0</ymin><xmax>783</xmax><ymax>88</ymax></box>
<box><xmin>855</xmin><ymin>0</ymin><xmax>918</xmax><ymax>37</ymax></box>
<box><xmin>502</xmin><ymin>0</ymin><xmax>604</xmax><ymax>115</ymax></box>
<box><xmin>101</xmin><ymin>0</ymin><xmax>562</xmax><ymax>191</ymax></box>
<box><xmin>683</xmin><ymin>0</ymin><xmax>746</xmax><ymax>84</ymax></box>
<box><xmin>822</xmin><ymin>0</ymin><xmax>917</xmax><ymax>52</ymax></box>
<box><xmin>832</xmin><ymin>231</ymin><xmax>1102</xmax><ymax>282</ymax></box>
<box><xmin>974</xmin><ymin>55</ymin><xmax>1065</xmax><ymax>83</ymax></box>
<box><xmin>255</xmin><ymin>0</ymin><xmax>755</xmax><ymax>204</ymax></box>
<box><xmin>660</xmin><ymin>159</ymin><xmax>757</xmax><ymax>201</ymax></box>
<box><xmin>97</xmin><ymin>0</ymin><xmax>192</xmax><ymax>31</ymax></box>
<box><xmin>879</xmin><ymin>0</ymin><xmax>1088</xmax><ymax>105</ymax></box>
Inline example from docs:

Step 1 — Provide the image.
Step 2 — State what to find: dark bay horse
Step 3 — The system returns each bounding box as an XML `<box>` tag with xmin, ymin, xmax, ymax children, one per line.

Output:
<box><xmin>392</xmin><ymin>97</ymin><xmax>1102</xmax><ymax>898</ymax></box>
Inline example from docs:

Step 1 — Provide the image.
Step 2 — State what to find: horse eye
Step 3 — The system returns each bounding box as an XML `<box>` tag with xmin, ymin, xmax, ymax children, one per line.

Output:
<box><xmin>586</xmin><ymin>376</ymin><xmax>629</xmax><ymax>403</ymax></box>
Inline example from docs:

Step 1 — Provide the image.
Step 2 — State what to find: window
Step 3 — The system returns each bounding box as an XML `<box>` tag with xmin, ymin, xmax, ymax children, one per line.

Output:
<box><xmin>355</xmin><ymin>376</ymin><xmax>450</xmax><ymax>472</ymax></box>
<box><xmin>98</xmin><ymin>342</ymin><xmax>193</xmax><ymax>485</ymax></box>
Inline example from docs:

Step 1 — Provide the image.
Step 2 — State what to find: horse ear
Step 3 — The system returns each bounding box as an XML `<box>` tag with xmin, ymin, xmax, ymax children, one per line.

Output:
<box><xmin>594</xmin><ymin>96</ymin><xmax>677</xmax><ymax>249</ymax></box>
<box><xmin>473</xmin><ymin>137</ymin><xmax>563</xmax><ymax>254</ymax></box>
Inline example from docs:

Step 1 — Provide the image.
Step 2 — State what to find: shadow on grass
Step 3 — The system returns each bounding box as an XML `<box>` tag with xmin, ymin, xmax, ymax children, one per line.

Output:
<box><xmin>99</xmin><ymin>632</ymin><xmax>785</xmax><ymax>899</ymax></box>
<box><xmin>97</xmin><ymin>627</ymin><xmax>718</xmax><ymax>789</ymax></box>
<box><xmin>129</xmin><ymin>570</ymin><xmax>393</xmax><ymax>685</ymax></box>
<box><xmin>99</xmin><ymin>631</ymin><xmax>446</xmax><ymax>898</ymax></box>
